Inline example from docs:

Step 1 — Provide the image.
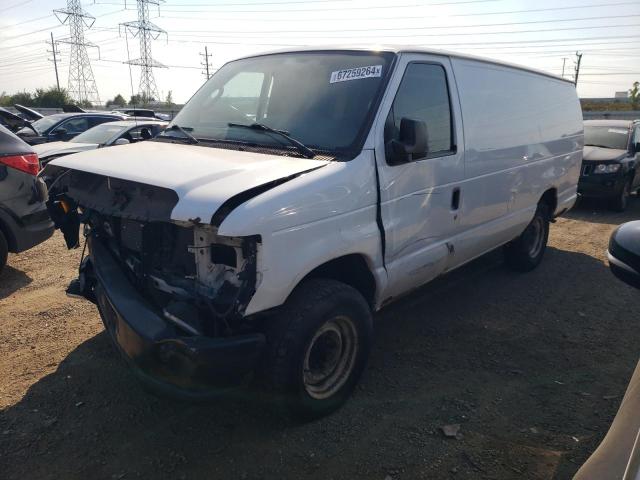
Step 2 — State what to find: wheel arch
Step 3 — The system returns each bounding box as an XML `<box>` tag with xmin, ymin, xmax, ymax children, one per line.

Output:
<box><xmin>295</xmin><ymin>254</ymin><xmax>378</xmax><ymax>309</ymax></box>
<box><xmin>539</xmin><ymin>187</ymin><xmax>558</xmax><ymax>218</ymax></box>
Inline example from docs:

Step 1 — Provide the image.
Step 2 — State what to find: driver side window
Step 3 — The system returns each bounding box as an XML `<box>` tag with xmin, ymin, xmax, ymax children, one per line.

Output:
<box><xmin>385</xmin><ymin>63</ymin><xmax>454</xmax><ymax>162</ymax></box>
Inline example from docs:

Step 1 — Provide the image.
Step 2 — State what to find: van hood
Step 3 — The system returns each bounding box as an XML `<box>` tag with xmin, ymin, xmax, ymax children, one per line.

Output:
<box><xmin>34</xmin><ymin>141</ymin><xmax>98</xmax><ymax>160</ymax></box>
<box><xmin>47</xmin><ymin>141</ymin><xmax>330</xmax><ymax>223</ymax></box>
<box><xmin>583</xmin><ymin>146</ymin><xmax>628</xmax><ymax>162</ymax></box>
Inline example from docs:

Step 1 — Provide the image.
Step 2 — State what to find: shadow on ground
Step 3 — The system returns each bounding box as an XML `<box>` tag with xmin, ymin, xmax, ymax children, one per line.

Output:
<box><xmin>564</xmin><ymin>194</ymin><xmax>640</xmax><ymax>226</ymax></box>
<box><xmin>1</xmin><ymin>246</ymin><xmax>639</xmax><ymax>480</ymax></box>
<box><xmin>0</xmin><ymin>265</ymin><xmax>32</xmax><ymax>301</ymax></box>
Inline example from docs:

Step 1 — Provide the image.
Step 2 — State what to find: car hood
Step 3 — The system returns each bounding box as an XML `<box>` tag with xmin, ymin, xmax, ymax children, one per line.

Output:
<box><xmin>583</xmin><ymin>146</ymin><xmax>628</xmax><ymax>162</ymax></box>
<box><xmin>34</xmin><ymin>141</ymin><xmax>98</xmax><ymax>159</ymax></box>
<box><xmin>47</xmin><ymin>141</ymin><xmax>330</xmax><ymax>223</ymax></box>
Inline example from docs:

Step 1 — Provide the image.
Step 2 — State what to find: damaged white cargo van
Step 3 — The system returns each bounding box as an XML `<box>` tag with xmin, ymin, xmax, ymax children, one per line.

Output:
<box><xmin>44</xmin><ymin>47</ymin><xmax>583</xmax><ymax>417</ymax></box>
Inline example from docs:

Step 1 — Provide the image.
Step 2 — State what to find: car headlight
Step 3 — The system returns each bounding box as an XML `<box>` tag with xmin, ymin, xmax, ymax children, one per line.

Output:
<box><xmin>594</xmin><ymin>164</ymin><xmax>621</xmax><ymax>174</ymax></box>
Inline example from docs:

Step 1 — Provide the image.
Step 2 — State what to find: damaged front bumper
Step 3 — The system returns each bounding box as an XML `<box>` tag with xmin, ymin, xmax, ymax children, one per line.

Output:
<box><xmin>84</xmin><ymin>236</ymin><xmax>266</xmax><ymax>397</ymax></box>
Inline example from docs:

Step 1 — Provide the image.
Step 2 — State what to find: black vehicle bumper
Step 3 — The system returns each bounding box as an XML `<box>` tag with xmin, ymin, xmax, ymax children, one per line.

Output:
<box><xmin>0</xmin><ymin>206</ymin><xmax>54</xmax><ymax>253</ymax></box>
<box><xmin>578</xmin><ymin>174</ymin><xmax>627</xmax><ymax>198</ymax></box>
<box><xmin>86</xmin><ymin>238</ymin><xmax>265</xmax><ymax>398</ymax></box>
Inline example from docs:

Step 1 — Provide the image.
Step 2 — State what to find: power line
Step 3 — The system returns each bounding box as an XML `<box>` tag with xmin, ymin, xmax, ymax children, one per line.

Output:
<box><xmin>200</xmin><ymin>46</ymin><xmax>212</xmax><ymax>80</ymax></box>
<box><xmin>120</xmin><ymin>0</ymin><xmax>167</xmax><ymax>101</ymax></box>
<box><xmin>0</xmin><ymin>0</ymin><xmax>34</xmax><ymax>13</ymax></box>
<box><xmin>48</xmin><ymin>32</ymin><xmax>62</xmax><ymax>90</ymax></box>
<box><xmin>54</xmin><ymin>0</ymin><xmax>101</xmax><ymax>104</ymax></box>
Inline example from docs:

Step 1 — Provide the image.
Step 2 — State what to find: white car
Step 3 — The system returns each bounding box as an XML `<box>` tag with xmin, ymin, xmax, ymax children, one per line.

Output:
<box><xmin>34</xmin><ymin>119</ymin><xmax>167</xmax><ymax>166</ymax></box>
<box><xmin>44</xmin><ymin>46</ymin><xmax>583</xmax><ymax>417</ymax></box>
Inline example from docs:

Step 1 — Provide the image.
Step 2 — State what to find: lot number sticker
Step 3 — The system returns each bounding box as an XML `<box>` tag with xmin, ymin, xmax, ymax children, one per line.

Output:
<box><xmin>330</xmin><ymin>65</ymin><xmax>382</xmax><ymax>84</ymax></box>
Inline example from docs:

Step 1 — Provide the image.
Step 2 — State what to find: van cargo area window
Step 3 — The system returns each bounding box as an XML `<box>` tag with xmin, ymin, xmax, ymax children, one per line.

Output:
<box><xmin>386</xmin><ymin>63</ymin><xmax>454</xmax><ymax>161</ymax></box>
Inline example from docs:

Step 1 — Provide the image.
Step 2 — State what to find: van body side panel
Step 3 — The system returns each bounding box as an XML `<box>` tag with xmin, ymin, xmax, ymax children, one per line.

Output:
<box><xmin>449</xmin><ymin>58</ymin><xmax>583</xmax><ymax>266</ymax></box>
<box><xmin>217</xmin><ymin>152</ymin><xmax>385</xmax><ymax>315</ymax></box>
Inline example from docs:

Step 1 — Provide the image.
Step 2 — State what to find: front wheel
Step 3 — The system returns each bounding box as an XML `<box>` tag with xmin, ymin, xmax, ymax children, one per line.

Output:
<box><xmin>261</xmin><ymin>279</ymin><xmax>373</xmax><ymax>419</ymax></box>
<box><xmin>504</xmin><ymin>204</ymin><xmax>550</xmax><ymax>272</ymax></box>
<box><xmin>609</xmin><ymin>181</ymin><xmax>631</xmax><ymax>212</ymax></box>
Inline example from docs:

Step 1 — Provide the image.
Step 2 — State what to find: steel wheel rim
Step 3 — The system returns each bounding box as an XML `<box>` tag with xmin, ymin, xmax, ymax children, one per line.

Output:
<box><xmin>526</xmin><ymin>216</ymin><xmax>545</xmax><ymax>258</ymax></box>
<box><xmin>303</xmin><ymin>315</ymin><xmax>359</xmax><ymax>400</ymax></box>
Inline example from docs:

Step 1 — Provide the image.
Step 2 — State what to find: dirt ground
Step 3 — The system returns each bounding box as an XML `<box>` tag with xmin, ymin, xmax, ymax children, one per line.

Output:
<box><xmin>1</xmin><ymin>197</ymin><xmax>640</xmax><ymax>480</ymax></box>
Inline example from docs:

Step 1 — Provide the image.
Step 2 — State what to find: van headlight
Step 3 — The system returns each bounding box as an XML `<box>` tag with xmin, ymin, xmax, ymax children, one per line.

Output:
<box><xmin>594</xmin><ymin>164</ymin><xmax>621</xmax><ymax>174</ymax></box>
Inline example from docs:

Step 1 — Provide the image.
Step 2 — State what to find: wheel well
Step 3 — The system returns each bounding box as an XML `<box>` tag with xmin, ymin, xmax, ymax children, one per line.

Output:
<box><xmin>301</xmin><ymin>254</ymin><xmax>376</xmax><ymax>308</ymax></box>
<box><xmin>539</xmin><ymin>188</ymin><xmax>557</xmax><ymax>217</ymax></box>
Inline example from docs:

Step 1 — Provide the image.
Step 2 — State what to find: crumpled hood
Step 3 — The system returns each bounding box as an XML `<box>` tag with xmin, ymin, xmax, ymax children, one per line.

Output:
<box><xmin>583</xmin><ymin>146</ymin><xmax>628</xmax><ymax>162</ymax></box>
<box><xmin>47</xmin><ymin>141</ymin><xmax>329</xmax><ymax>223</ymax></box>
<box><xmin>34</xmin><ymin>141</ymin><xmax>98</xmax><ymax>159</ymax></box>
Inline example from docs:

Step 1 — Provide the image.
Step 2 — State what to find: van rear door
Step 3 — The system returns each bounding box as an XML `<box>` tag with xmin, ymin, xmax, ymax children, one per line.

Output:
<box><xmin>373</xmin><ymin>53</ymin><xmax>465</xmax><ymax>299</ymax></box>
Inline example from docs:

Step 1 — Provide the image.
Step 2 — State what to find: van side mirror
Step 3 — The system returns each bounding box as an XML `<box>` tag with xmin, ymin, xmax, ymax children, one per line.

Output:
<box><xmin>608</xmin><ymin>221</ymin><xmax>640</xmax><ymax>290</ymax></box>
<box><xmin>52</xmin><ymin>127</ymin><xmax>67</xmax><ymax>137</ymax></box>
<box><xmin>114</xmin><ymin>138</ymin><xmax>130</xmax><ymax>146</ymax></box>
<box><xmin>387</xmin><ymin>118</ymin><xmax>428</xmax><ymax>165</ymax></box>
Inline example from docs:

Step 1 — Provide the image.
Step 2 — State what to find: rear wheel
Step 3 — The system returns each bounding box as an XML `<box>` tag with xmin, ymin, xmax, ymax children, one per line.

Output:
<box><xmin>504</xmin><ymin>204</ymin><xmax>550</xmax><ymax>272</ymax></box>
<box><xmin>0</xmin><ymin>230</ymin><xmax>7</xmax><ymax>274</ymax></box>
<box><xmin>609</xmin><ymin>181</ymin><xmax>631</xmax><ymax>212</ymax></box>
<box><xmin>261</xmin><ymin>279</ymin><xmax>373</xmax><ymax>419</ymax></box>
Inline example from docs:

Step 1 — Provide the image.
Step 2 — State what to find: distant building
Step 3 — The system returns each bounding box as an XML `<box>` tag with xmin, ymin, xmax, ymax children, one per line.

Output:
<box><xmin>615</xmin><ymin>91</ymin><xmax>629</xmax><ymax>99</ymax></box>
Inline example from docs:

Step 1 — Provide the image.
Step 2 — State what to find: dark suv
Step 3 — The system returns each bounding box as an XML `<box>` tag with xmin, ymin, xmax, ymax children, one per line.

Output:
<box><xmin>15</xmin><ymin>112</ymin><xmax>127</xmax><ymax>145</ymax></box>
<box><xmin>0</xmin><ymin>125</ymin><xmax>54</xmax><ymax>272</ymax></box>
<box><xmin>579</xmin><ymin>119</ymin><xmax>640</xmax><ymax>211</ymax></box>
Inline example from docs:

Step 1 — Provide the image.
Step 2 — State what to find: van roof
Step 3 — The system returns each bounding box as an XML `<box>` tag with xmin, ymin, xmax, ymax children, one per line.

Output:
<box><xmin>238</xmin><ymin>45</ymin><xmax>574</xmax><ymax>84</ymax></box>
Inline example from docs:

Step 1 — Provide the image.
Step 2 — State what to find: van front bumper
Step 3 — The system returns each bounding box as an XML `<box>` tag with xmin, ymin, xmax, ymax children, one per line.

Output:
<box><xmin>86</xmin><ymin>237</ymin><xmax>266</xmax><ymax>398</ymax></box>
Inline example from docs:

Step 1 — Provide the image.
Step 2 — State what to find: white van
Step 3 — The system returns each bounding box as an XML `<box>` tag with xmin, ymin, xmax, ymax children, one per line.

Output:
<box><xmin>45</xmin><ymin>47</ymin><xmax>583</xmax><ymax>417</ymax></box>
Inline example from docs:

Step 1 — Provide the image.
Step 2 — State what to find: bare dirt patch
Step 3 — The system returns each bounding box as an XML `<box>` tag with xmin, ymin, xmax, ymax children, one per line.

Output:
<box><xmin>1</xmin><ymin>197</ymin><xmax>640</xmax><ymax>480</ymax></box>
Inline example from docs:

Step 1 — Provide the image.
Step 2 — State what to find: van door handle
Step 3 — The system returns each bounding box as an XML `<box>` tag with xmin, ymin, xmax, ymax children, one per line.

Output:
<box><xmin>451</xmin><ymin>187</ymin><xmax>461</xmax><ymax>211</ymax></box>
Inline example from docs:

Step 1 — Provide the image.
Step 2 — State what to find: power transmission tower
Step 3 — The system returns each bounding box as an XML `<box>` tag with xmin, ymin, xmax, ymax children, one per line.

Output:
<box><xmin>47</xmin><ymin>32</ymin><xmax>62</xmax><ymax>91</ymax></box>
<box><xmin>53</xmin><ymin>0</ymin><xmax>101</xmax><ymax>105</ymax></box>
<box><xmin>200</xmin><ymin>46</ymin><xmax>212</xmax><ymax>80</ymax></box>
<box><xmin>574</xmin><ymin>51</ymin><xmax>583</xmax><ymax>87</ymax></box>
<box><xmin>121</xmin><ymin>0</ymin><xmax>167</xmax><ymax>104</ymax></box>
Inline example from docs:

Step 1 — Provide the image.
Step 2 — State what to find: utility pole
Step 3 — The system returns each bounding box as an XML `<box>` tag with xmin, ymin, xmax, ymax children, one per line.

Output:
<box><xmin>121</xmin><ymin>0</ymin><xmax>167</xmax><ymax>104</ymax></box>
<box><xmin>574</xmin><ymin>51</ymin><xmax>583</xmax><ymax>87</ymax></box>
<box><xmin>47</xmin><ymin>32</ymin><xmax>61</xmax><ymax>91</ymax></box>
<box><xmin>200</xmin><ymin>46</ymin><xmax>212</xmax><ymax>80</ymax></box>
<box><xmin>53</xmin><ymin>0</ymin><xmax>101</xmax><ymax>105</ymax></box>
<box><xmin>561</xmin><ymin>57</ymin><xmax>567</xmax><ymax>78</ymax></box>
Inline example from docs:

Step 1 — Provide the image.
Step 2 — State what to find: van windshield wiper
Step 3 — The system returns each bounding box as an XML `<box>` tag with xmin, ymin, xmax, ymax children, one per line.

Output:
<box><xmin>228</xmin><ymin>122</ymin><xmax>315</xmax><ymax>159</ymax></box>
<box><xmin>161</xmin><ymin>124</ymin><xmax>199</xmax><ymax>144</ymax></box>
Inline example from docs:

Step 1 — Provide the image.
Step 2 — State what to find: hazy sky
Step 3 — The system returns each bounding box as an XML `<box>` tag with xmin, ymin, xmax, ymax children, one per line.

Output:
<box><xmin>1</xmin><ymin>0</ymin><xmax>639</xmax><ymax>104</ymax></box>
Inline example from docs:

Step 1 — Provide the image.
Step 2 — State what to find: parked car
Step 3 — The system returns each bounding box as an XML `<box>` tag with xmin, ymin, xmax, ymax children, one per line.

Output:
<box><xmin>13</xmin><ymin>104</ymin><xmax>44</xmax><ymax>122</ymax></box>
<box><xmin>15</xmin><ymin>112</ymin><xmax>128</xmax><ymax>145</ymax></box>
<box><xmin>43</xmin><ymin>47</ymin><xmax>583</xmax><ymax>417</ymax></box>
<box><xmin>113</xmin><ymin>108</ymin><xmax>172</xmax><ymax>121</ymax></box>
<box><xmin>575</xmin><ymin>221</ymin><xmax>640</xmax><ymax>479</ymax></box>
<box><xmin>0</xmin><ymin>107</ymin><xmax>29</xmax><ymax>132</ymax></box>
<box><xmin>0</xmin><ymin>125</ymin><xmax>54</xmax><ymax>273</ymax></box>
<box><xmin>579</xmin><ymin>119</ymin><xmax>640</xmax><ymax>211</ymax></box>
<box><xmin>34</xmin><ymin>120</ymin><xmax>167</xmax><ymax>167</ymax></box>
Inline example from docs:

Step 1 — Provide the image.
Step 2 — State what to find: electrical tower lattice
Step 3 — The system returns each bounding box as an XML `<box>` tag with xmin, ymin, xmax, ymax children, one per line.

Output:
<box><xmin>121</xmin><ymin>0</ymin><xmax>167</xmax><ymax>103</ymax></box>
<box><xmin>54</xmin><ymin>0</ymin><xmax>101</xmax><ymax>105</ymax></box>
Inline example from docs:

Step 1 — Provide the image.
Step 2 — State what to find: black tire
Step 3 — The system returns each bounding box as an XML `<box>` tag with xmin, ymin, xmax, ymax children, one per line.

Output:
<box><xmin>0</xmin><ymin>230</ymin><xmax>7</xmax><ymax>274</ymax></box>
<box><xmin>504</xmin><ymin>204</ymin><xmax>550</xmax><ymax>272</ymax></box>
<box><xmin>609</xmin><ymin>181</ymin><xmax>631</xmax><ymax>212</ymax></box>
<box><xmin>261</xmin><ymin>278</ymin><xmax>373</xmax><ymax>420</ymax></box>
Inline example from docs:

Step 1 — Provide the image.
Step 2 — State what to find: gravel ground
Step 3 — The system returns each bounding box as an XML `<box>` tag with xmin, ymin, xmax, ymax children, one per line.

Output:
<box><xmin>1</xmin><ymin>197</ymin><xmax>640</xmax><ymax>480</ymax></box>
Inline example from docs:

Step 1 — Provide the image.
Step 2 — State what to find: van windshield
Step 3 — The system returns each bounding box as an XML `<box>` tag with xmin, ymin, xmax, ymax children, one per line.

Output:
<box><xmin>165</xmin><ymin>51</ymin><xmax>395</xmax><ymax>157</ymax></box>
